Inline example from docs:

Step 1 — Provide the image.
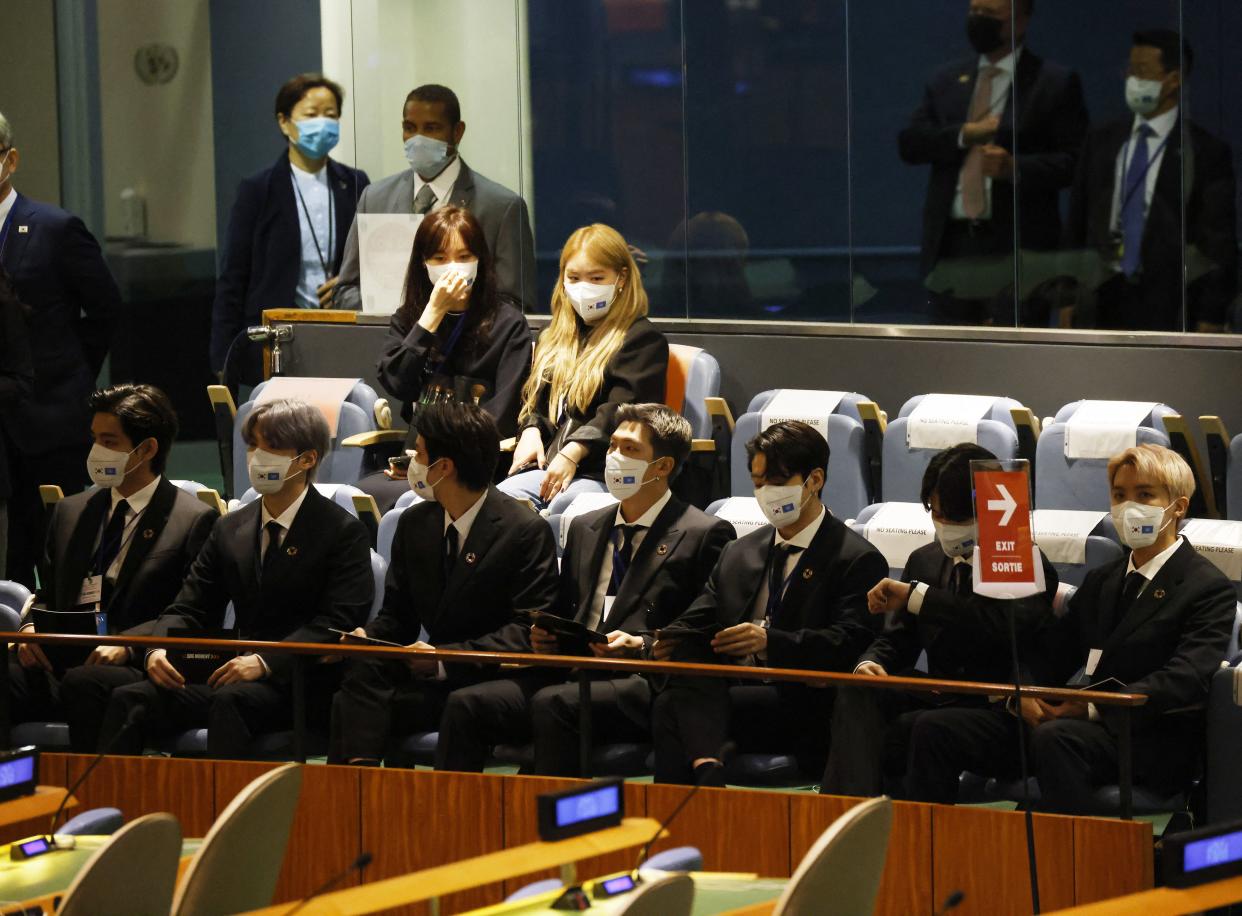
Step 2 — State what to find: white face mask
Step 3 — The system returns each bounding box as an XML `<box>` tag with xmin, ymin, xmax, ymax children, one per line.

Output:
<box><xmin>404</xmin><ymin>134</ymin><xmax>454</xmax><ymax>179</ymax></box>
<box><xmin>1111</xmin><ymin>500</ymin><xmax>1175</xmax><ymax>549</ymax></box>
<box><xmin>604</xmin><ymin>452</ymin><xmax>657</xmax><ymax>502</ymax></box>
<box><xmin>934</xmin><ymin>520</ymin><xmax>977</xmax><ymax>559</ymax></box>
<box><xmin>425</xmin><ymin>260</ymin><xmax>478</xmax><ymax>287</ymax></box>
<box><xmin>248</xmin><ymin>448</ymin><xmax>306</xmax><ymax>496</ymax></box>
<box><xmin>87</xmin><ymin>443</ymin><xmax>139</xmax><ymax>489</ymax></box>
<box><xmin>564</xmin><ymin>280</ymin><xmax>617</xmax><ymax>323</ymax></box>
<box><xmin>1125</xmin><ymin>76</ymin><xmax>1164</xmax><ymax>117</ymax></box>
<box><xmin>755</xmin><ymin>482</ymin><xmax>809</xmax><ymax>529</ymax></box>
<box><xmin>407</xmin><ymin>458</ymin><xmax>445</xmax><ymax>502</ymax></box>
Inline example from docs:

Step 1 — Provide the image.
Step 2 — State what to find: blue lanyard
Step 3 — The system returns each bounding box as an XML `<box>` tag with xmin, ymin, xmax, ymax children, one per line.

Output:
<box><xmin>764</xmin><ymin>546</ymin><xmax>805</xmax><ymax>621</ymax></box>
<box><xmin>1118</xmin><ymin>129</ymin><xmax>1172</xmax><ymax>219</ymax></box>
<box><xmin>425</xmin><ymin>311</ymin><xmax>469</xmax><ymax>382</ymax></box>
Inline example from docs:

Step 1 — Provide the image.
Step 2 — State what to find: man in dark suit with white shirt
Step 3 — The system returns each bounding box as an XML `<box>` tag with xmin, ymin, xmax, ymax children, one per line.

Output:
<box><xmin>898</xmin><ymin>0</ymin><xmax>1088</xmax><ymax>325</ymax></box>
<box><xmin>650</xmin><ymin>421</ymin><xmax>888</xmax><ymax>784</ymax></box>
<box><xmin>334</xmin><ymin>84</ymin><xmax>536</xmax><ymax>311</ymax></box>
<box><xmin>328</xmin><ymin>402</ymin><xmax>559</xmax><ymax>769</ymax></box>
<box><xmin>1065</xmin><ymin>30</ymin><xmax>1236</xmax><ymax>332</ymax></box>
<box><xmin>14</xmin><ymin>384</ymin><xmax>217</xmax><ymax>751</ymax></box>
<box><xmin>906</xmin><ymin>445</ymin><xmax>1235</xmax><ymax>813</ymax></box>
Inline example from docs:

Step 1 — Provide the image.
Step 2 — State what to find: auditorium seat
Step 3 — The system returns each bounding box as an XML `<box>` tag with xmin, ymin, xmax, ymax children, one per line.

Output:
<box><xmin>171</xmin><ymin>479</ymin><xmax>228</xmax><ymax>515</ymax></box>
<box><xmin>61</xmin><ymin>807</ymin><xmax>125</xmax><ymax>836</ymax></box>
<box><xmin>1200</xmin><ymin>418</ymin><xmax>1240</xmax><ymax>520</ymax></box>
<box><xmin>378</xmin><ymin>490</ymin><xmax>422</xmax><ymax>562</ymax></box>
<box><xmin>614</xmin><ymin>873</ymin><xmax>694</xmax><ymax>915</ymax></box>
<box><xmin>0</xmin><ymin>583</ymin><xmax>73</xmax><ymax>751</ymax></box>
<box><xmin>1031</xmin><ymin>509</ymin><xmax>1124</xmax><ymax>587</ymax></box>
<box><xmin>666</xmin><ymin>344</ymin><xmax>720</xmax><ymax>440</ymax></box>
<box><xmin>882</xmin><ymin>394</ymin><xmax>1025</xmax><ymax>504</ymax></box>
<box><xmin>848</xmin><ymin>502</ymin><xmax>935</xmax><ymax>579</ymax></box>
<box><xmin>57</xmin><ymin>813</ymin><xmax>182</xmax><ymax>916</ymax></box>
<box><xmin>1182</xmin><ymin>518</ymin><xmax>1242</xmax><ymax>601</ymax></box>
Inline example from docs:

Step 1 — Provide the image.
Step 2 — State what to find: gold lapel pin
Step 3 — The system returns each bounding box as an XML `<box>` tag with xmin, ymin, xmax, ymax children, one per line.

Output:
<box><xmin>465</xmin><ymin>552</ymin><xmax>478</xmax><ymax>566</ymax></box>
<box><xmin>958</xmin><ymin>74</ymin><xmax>970</xmax><ymax>83</ymax></box>
<box><xmin>142</xmin><ymin>528</ymin><xmax>155</xmax><ymax>539</ymax></box>
<box><xmin>802</xmin><ymin>568</ymin><xmax>814</xmax><ymax>580</ymax></box>
<box><xmin>1153</xmin><ymin>587</ymin><xmax>1166</xmax><ymax>599</ymax></box>
<box><xmin>656</xmin><ymin>544</ymin><xmax>669</xmax><ymax>556</ymax></box>
<box><xmin>286</xmin><ymin>546</ymin><xmax>298</xmax><ymax>557</ymax></box>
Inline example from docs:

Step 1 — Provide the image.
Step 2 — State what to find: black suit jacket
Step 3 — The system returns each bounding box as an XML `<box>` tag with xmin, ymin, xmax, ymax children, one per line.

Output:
<box><xmin>1066</xmin><ymin>117</ymin><xmax>1237</xmax><ymax>329</ymax></box>
<box><xmin>558</xmin><ymin>495</ymin><xmax>734</xmax><ymax>648</ymax></box>
<box><xmin>0</xmin><ymin>194</ymin><xmax>120</xmax><ymax>455</ymax></box>
<box><xmin>898</xmin><ymin>50</ymin><xmax>1088</xmax><ymax>275</ymax></box>
<box><xmin>522</xmin><ymin>317</ymin><xmax>668</xmax><ymax>479</ymax></box>
<box><xmin>34</xmin><ymin>478</ymin><xmax>217</xmax><ymax>634</ymax></box>
<box><xmin>860</xmin><ymin>542</ymin><xmax>1058</xmax><ymax>683</ymax></box>
<box><xmin>669</xmin><ymin>511</ymin><xmax>887</xmax><ymax>676</ymax></box>
<box><xmin>1038</xmin><ymin>539</ymin><xmax>1235</xmax><ymax>736</ymax></box>
<box><xmin>210</xmin><ymin>153</ymin><xmax>370</xmax><ymax>380</ymax></box>
<box><xmin>0</xmin><ymin>270</ymin><xmax>35</xmax><ymax>498</ymax></box>
<box><xmin>368</xmin><ymin>487</ymin><xmax>559</xmax><ymax>678</ymax></box>
<box><xmin>152</xmin><ymin>485</ymin><xmax>373</xmax><ymax>683</ymax></box>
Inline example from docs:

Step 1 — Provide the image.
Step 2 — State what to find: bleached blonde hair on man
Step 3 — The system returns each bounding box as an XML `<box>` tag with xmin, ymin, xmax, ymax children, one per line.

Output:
<box><xmin>1106</xmin><ymin>444</ymin><xmax>1195</xmax><ymax>503</ymax></box>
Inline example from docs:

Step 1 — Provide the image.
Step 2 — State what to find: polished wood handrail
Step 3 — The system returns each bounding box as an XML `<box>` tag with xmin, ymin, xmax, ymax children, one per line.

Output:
<box><xmin>0</xmin><ymin>631</ymin><xmax>1148</xmax><ymax>707</ymax></box>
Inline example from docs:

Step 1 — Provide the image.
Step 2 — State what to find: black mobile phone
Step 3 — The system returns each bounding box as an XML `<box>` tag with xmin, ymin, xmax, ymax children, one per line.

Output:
<box><xmin>389</xmin><ymin>454</ymin><xmax>412</xmax><ymax>472</ymax></box>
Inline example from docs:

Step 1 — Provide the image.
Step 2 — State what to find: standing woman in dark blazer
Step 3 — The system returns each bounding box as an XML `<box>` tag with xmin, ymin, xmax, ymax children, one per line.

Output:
<box><xmin>360</xmin><ymin>206</ymin><xmax>533</xmax><ymax>510</ymax></box>
<box><xmin>499</xmin><ymin>224</ymin><xmax>668</xmax><ymax>513</ymax></box>
<box><xmin>210</xmin><ymin>73</ymin><xmax>370</xmax><ymax>385</ymax></box>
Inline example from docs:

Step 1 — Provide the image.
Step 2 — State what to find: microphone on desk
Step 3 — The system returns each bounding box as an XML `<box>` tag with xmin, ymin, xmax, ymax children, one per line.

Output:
<box><xmin>283</xmin><ymin>851</ymin><xmax>373</xmax><ymax>916</ymax></box>
<box><xmin>46</xmin><ymin>706</ymin><xmax>147</xmax><ymax>849</ymax></box>
<box><xmin>632</xmin><ymin>747</ymin><xmax>729</xmax><ymax>880</ymax></box>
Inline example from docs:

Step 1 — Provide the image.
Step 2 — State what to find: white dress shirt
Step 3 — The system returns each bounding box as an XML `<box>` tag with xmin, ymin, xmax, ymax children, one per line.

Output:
<box><xmin>443</xmin><ymin>490</ymin><xmax>487</xmax><ymax>551</ymax></box>
<box><xmin>290</xmin><ymin>163</ymin><xmax>333</xmax><ymax>309</ymax></box>
<box><xmin>952</xmin><ymin>47</ymin><xmax>1021</xmax><ymax>221</ymax></box>
<box><xmin>100</xmin><ymin>475</ymin><xmax>162</xmax><ymax>583</ymax></box>
<box><xmin>584</xmin><ymin>489</ymin><xmax>673</xmax><ymax>632</ymax></box>
<box><xmin>1109</xmin><ymin>106</ymin><xmax>1179</xmax><ymax>238</ymax></box>
<box><xmin>749</xmin><ymin>503</ymin><xmax>827</xmax><ymax>624</ymax></box>
<box><xmin>0</xmin><ymin>187</ymin><xmax>17</xmax><ymax>236</ymax></box>
<box><xmin>260</xmin><ymin>484</ymin><xmax>311</xmax><ymax>556</ymax></box>
<box><xmin>415</xmin><ymin>155</ymin><xmax>462</xmax><ymax>214</ymax></box>
<box><xmin>907</xmin><ymin>555</ymin><xmax>968</xmax><ymax>616</ymax></box>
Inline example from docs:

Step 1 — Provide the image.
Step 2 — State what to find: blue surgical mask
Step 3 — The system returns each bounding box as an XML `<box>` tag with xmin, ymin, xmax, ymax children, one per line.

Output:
<box><xmin>405</xmin><ymin>134</ymin><xmax>454</xmax><ymax>179</ymax></box>
<box><xmin>291</xmin><ymin>116</ymin><xmax>340</xmax><ymax>160</ymax></box>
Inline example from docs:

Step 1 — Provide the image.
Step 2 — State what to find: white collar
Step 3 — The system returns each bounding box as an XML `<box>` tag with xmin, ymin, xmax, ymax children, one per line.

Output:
<box><xmin>414</xmin><ymin>155</ymin><xmax>462</xmax><ymax>207</ymax></box>
<box><xmin>776</xmin><ymin>502</ymin><xmax>827</xmax><ymax>551</ymax></box>
<box><xmin>0</xmin><ymin>187</ymin><xmax>16</xmax><ymax>227</ymax></box>
<box><xmin>112</xmin><ymin>475</ymin><xmax>161</xmax><ymax>515</ymax></box>
<box><xmin>1132</xmin><ymin>105</ymin><xmax>1179</xmax><ymax>142</ymax></box>
<box><xmin>290</xmin><ymin>160</ymin><xmax>329</xmax><ymax>184</ymax></box>
<box><xmin>1126</xmin><ymin>535</ymin><xmax>1183</xmax><ymax>580</ymax></box>
<box><xmin>262</xmin><ymin>484</ymin><xmax>311</xmax><ymax>532</ymax></box>
<box><xmin>978</xmin><ymin>46</ymin><xmax>1021</xmax><ymax>76</ymax></box>
<box><xmin>614</xmin><ymin>489</ymin><xmax>672</xmax><ymax>531</ymax></box>
<box><xmin>444</xmin><ymin>489</ymin><xmax>488</xmax><ymax>541</ymax></box>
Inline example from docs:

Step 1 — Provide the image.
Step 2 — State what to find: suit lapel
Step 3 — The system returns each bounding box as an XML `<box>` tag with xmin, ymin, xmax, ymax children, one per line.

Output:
<box><xmin>1</xmin><ymin>195</ymin><xmax>36</xmax><ymax>278</ymax></box>
<box><xmin>262</xmin><ymin>487</ymin><xmax>324</xmax><ymax>588</ymax></box>
<box><xmin>731</xmin><ymin>532</ymin><xmax>773</xmax><ymax>626</ymax></box>
<box><xmin>448</xmin><ymin>161</ymin><xmax>476</xmax><ymax>210</ymax></box>
<box><xmin>234</xmin><ymin>501</ymin><xmax>262</xmax><ymax>603</ymax></box>
<box><xmin>576</xmin><ymin>510</ymin><xmax>614</xmax><ymax>619</ymax></box>
<box><xmin>437</xmin><ymin>489</ymin><xmax>501</xmax><ymax>618</ymax></box>
<box><xmin>60</xmin><ymin>489</ymin><xmax>112</xmax><ymax>607</ymax></box>
<box><xmin>610</xmin><ymin>499</ymin><xmax>687</xmax><ymax>627</ymax></box>
<box><xmin>108</xmin><ymin>478</ymin><xmax>177</xmax><ymax>612</ymax></box>
<box><xmin>1101</xmin><ymin>542</ymin><xmax>1191</xmax><ymax>655</ymax></box>
<box><xmin>775</xmin><ymin>513</ymin><xmax>842</xmax><ymax>624</ymax></box>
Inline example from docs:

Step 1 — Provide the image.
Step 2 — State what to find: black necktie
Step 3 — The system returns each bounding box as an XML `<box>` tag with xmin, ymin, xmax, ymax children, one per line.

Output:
<box><xmin>1117</xmin><ymin>571</ymin><xmax>1146</xmax><ymax>617</ymax></box>
<box><xmin>97</xmin><ymin>500</ymin><xmax>130</xmax><ymax>577</ymax></box>
<box><xmin>442</xmin><ymin>525</ymin><xmax>459</xmax><ymax>583</ymax></box>
<box><xmin>765</xmin><ymin>543</ymin><xmax>804</xmax><ymax>621</ymax></box>
<box><xmin>951</xmin><ymin>563</ymin><xmax>972</xmax><ymax>596</ymax></box>
<box><xmin>261</xmin><ymin>521</ymin><xmax>284</xmax><ymax>580</ymax></box>
<box><xmin>607</xmin><ymin>525</ymin><xmax>638</xmax><ymax>597</ymax></box>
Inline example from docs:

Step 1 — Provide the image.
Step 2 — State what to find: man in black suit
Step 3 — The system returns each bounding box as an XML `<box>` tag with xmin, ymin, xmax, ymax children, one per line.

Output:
<box><xmin>328</xmin><ymin>402</ymin><xmax>559</xmax><ymax>768</ymax></box>
<box><xmin>11</xmin><ymin>385</ymin><xmax>216</xmax><ymax>751</ymax></box>
<box><xmin>650</xmin><ymin>421</ymin><xmax>888</xmax><ymax>785</ymax></box>
<box><xmin>0</xmin><ymin>111</ymin><xmax>121</xmax><ymax>586</ymax></box>
<box><xmin>1065</xmin><ymin>31</ymin><xmax>1236</xmax><ymax>332</ymax></box>
<box><xmin>898</xmin><ymin>0</ymin><xmax>1088</xmax><ymax>325</ymax></box>
<box><xmin>442</xmin><ymin>403</ymin><xmax>734</xmax><ymax>776</ymax></box>
<box><xmin>906</xmin><ymin>445</ymin><xmax>1235</xmax><ymax>813</ymax></box>
<box><xmin>822</xmin><ymin>444</ymin><xmax>1058</xmax><ymax>797</ymax></box>
<box><xmin>96</xmin><ymin>398</ymin><xmax>373</xmax><ymax>759</ymax></box>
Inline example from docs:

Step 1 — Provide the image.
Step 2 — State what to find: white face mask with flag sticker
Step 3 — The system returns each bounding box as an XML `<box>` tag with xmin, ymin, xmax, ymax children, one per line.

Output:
<box><xmin>564</xmin><ymin>280</ymin><xmax>617</xmax><ymax>323</ymax></box>
<box><xmin>755</xmin><ymin>482</ymin><xmax>809</xmax><ymax>528</ymax></box>
<box><xmin>934</xmin><ymin>521</ymin><xmax>977</xmax><ymax>559</ymax></box>
<box><xmin>407</xmin><ymin>458</ymin><xmax>446</xmax><ymax>502</ymax></box>
<box><xmin>248</xmin><ymin>449</ymin><xmax>306</xmax><ymax>496</ymax></box>
<box><xmin>1110</xmin><ymin>500</ymin><xmax>1174</xmax><ymax>549</ymax></box>
<box><xmin>604</xmin><ymin>452</ymin><xmax>656</xmax><ymax>501</ymax></box>
<box><xmin>86</xmin><ymin>443</ymin><xmax>139</xmax><ymax>489</ymax></box>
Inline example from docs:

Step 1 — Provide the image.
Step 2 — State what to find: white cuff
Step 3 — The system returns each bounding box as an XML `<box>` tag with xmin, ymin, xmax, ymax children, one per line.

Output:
<box><xmin>907</xmin><ymin>582</ymin><xmax>930</xmax><ymax>615</ymax></box>
<box><xmin>435</xmin><ymin>661</ymin><xmax>447</xmax><ymax>681</ymax></box>
<box><xmin>1087</xmin><ymin>703</ymin><xmax>1100</xmax><ymax>722</ymax></box>
<box><xmin>958</xmin><ymin>127</ymin><xmax>968</xmax><ymax>149</ymax></box>
<box><xmin>253</xmin><ymin>653</ymin><xmax>270</xmax><ymax>678</ymax></box>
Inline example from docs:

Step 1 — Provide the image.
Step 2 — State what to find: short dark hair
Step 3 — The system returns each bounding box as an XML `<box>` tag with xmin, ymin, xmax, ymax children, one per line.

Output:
<box><xmin>417</xmin><ymin>402</ymin><xmax>499</xmax><ymax>490</ymax></box>
<box><xmin>274</xmin><ymin>73</ymin><xmax>345</xmax><ymax>121</ymax></box>
<box><xmin>920</xmin><ymin>443</ymin><xmax>998</xmax><ymax>521</ymax></box>
<box><xmin>241</xmin><ymin>398</ymin><xmax>331</xmax><ymax>481</ymax></box>
<box><xmin>746</xmin><ymin>421</ymin><xmax>829</xmax><ymax>491</ymax></box>
<box><xmin>405</xmin><ymin>84</ymin><xmax>461</xmax><ymax>124</ymax></box>
<box><xmin>1133</xmin><ymin>29</ymin><xmax>1193</xmax><ymax>75</ymax></box>
<box><xmin>88</xmin><ymin>384</ymin><xmax>179</xmax><ymax>474</ymax></box>
<box><xmin>615</xmin><ymin>403</ymin><xmax>692</xmax><ymax>472</ymax></box>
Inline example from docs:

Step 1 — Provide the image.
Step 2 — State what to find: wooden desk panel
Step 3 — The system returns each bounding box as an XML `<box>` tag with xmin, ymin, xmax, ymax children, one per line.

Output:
<box><xmin>790</xmin><ymin>795</ymin><xmax>931</xmax><ymax>916</ymax></box>
<box><xmin>361</xmin><ymin>768</ymin><xmax>505</xmax><ymax>916</ymax></box>
<box><xmin>215</xmin><ymin>762</ymin><xmax>362</xmax><ymax>905</ymax></box>
<box><xmin>1072</xmin><ymin>817</ymin><xmax>1153</xmax><ymax>905</ymax></box>
<box><xmin>932</xmin><ymin>806</ymin><xmax>1075</xmax><ymax>915</ymax></box>
<box><xmin>62</xmin><ymin>753</ymin><xmax>214</xmax><ymax>836</ymax></box>
<box><xmin>644</xmin><ymin>784</ymin><xmax>791</xmax><ymax>878</ymax></box>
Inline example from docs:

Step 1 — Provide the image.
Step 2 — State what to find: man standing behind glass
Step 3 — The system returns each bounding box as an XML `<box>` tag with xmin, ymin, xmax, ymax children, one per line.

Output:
<box><xmin>898</xmin><ymin>0</ymin><xmax>1088</xmax><ymax>325</ymax></box>
<box><xmin>335</xmin><ymin>84</ymin><xmax>536</xmax><ymax>311</ymax></box>
<box><xmin>1064</xmin><ymin>31</ymin><xmax>1236</xmax><ymax>333</ymax></box>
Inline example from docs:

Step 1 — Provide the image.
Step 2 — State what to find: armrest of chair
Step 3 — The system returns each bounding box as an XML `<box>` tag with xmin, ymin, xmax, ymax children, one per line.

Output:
<box><xmin>207</xmin><ymin>385</ymin><xmax>238</xmax><ymax>501</ymax></box>
<box><xmin>196</xmin><ymin>488</ymin><xmax>227</xmax><ymax>515</ymax></box>
<box><xmin>207</xmin><ymin>384</ymin><xmax>237</xmax><ymax>419</ymax></box>
<box><xmin>857</xmin><ymin>401</ymin><xmax>887</xmax><ymax>503</ymax></box>
<box><xmin>705</xmin><ymin>397</ymin><xmax>735</xmax><ymax>434</ymax></box>
<box><xmin>691</xmin><ymin>439</ymin><xmax>716</xmax><ymax>453</ymax></box>
<box><xmin>38</xmin><ymin>485</ymin><xmax>64</xmax><ymax>510</ymax></box>
<box><xmin>341</xmin><ymin>429</ymin><xmax>408</xmax><ymax>448</ymax></box>
<box><xmin>1164</xmin><ymin>413</ymin><xmax>1217</xmax><ymax>519</ymax></box>
<box><xmin>1010</xmin><ymin>407</ymin><xmax>1041</xmax><ymax>483</ymax></box>
<box><xmin>1201</xmin><ymin>416</ymin><xmax>1231</xmax><ymax>519</ymax></box>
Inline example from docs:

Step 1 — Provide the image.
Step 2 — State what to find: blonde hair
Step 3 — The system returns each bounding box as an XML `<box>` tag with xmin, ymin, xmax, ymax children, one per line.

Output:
<box><xmin>1106</xmin><ymin>444</ymin><xmax>1195</xmax><ymax>503</ymax></box>
<box><xmin>519</xmin><ymin>224</ymin><xmax>648</xmax><ymax>424</ymax></box>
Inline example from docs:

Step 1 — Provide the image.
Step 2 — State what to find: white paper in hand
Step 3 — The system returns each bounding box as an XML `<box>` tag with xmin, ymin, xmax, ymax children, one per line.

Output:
<box><xmin>358</xmin><ymin>213</ymin><xmax>424</xmax><ymax>314</ymax></box>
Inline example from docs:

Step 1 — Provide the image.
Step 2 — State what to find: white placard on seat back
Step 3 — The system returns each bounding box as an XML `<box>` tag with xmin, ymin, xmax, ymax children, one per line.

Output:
<box><xmin>1032</xmin><ymin>509</ymin><xmax>1108</xmax><ymax>565</ymax></box>
<box><xmin>862</xmin><ymin>502</ymin><xmax>935</xmax><ymax>570</ymax></box>
<box><xmin>759</xmin><ymin>390</ymin><xmax>848</xmax><ymax>441</ymax></box>
<box><xmin>254</xmin><ymin>377</ymin><xmax>362</xmax><ymax>437</ymax></box>
<box><xmin>1063</xmin><ymin>400</ymin><xmax>1159</xmax><ymax>460</ymax></box>
<box><xmin>906</xmin><ymin>394</ymin><xmax>999</xmax><ymax>450</ymax></box>
<box><xmin>1182</xmin><ymin>519</ymin><xmax>1242</xmax><ymax>582</ymax></box>
<box><xmin>711</xmin><ymin>497</ymin><xmax>769</xmax><ymax>537</ymax></box>
<box><xmin>558</xmin><ymin>492</ymin><xmax>619</xmax><ymax>549</ymax></box>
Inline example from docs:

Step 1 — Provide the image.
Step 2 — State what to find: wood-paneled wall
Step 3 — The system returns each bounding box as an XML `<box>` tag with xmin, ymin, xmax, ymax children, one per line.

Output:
<box><xmin>32</xmin><ymin>754</ymin><xmax>1152</xmax><ymax>915</ymax></box>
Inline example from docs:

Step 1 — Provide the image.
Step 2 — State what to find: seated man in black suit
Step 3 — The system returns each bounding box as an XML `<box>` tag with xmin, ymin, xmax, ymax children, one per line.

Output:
<box><xmin>13</xmin><ymin>384</ymin><xmax>216</xmax><ymax>751</ymax></box>
<box><xmin>328</xmin><ymin>402</ymin><xmax>559</xmax><ymax>768</ymax></box>
<box><xmin>1064</xmin><ymin>30</ymin><xmax>1236</xmax><ymax>332</ymax></box>
<box><xmin>96</xmin><ymin>398</ymin><xmax>373</xmax><ymax>759</ymax></box>
<box><xmin>650</xmin><ymin>421</ymin><xmax>888</xmax><ymax>785</ymax></box>
<box><xmin>906</xmin><ymin>445</ymin><xmax>1235</xmax><ymax>812</ymax></box>
<box><xmin>437</xmin><ymin>403</ymin><xmax>734</xmax><ymax>776</ymax></box>
<box><xmin>821</xmin><ymin>443</ymin><xmax>1058</xmax><ymax>797</ymax></box>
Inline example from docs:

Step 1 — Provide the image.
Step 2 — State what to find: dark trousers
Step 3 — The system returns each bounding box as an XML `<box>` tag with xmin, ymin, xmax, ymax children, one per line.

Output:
<box><xmin>531</xmin><ymin>676</ymin><xmax>651</xmax><ymax>777</ymax></box>
<box><xmin>3</xmin><ymin>437</ymin><xmax>90</xmax><ymax>588</ymax></box>
<box><xmin>8</xmin><ymin>656</ymin><xmax>61</xmax><ymax>724</ymax></box>
<box><xmin>435</xmin><ymin>673</ymin><xmax>557</xmax><ymax>772</ymax></box>
<box><xmin>328</xmin><ymin>657</ymin><xmax>456</xmax><ymax>765</ymax></box>
<box><xmin>58</xmin><ymin>664</ymin><xmax>146</xmax><ymax>752</ymax></box>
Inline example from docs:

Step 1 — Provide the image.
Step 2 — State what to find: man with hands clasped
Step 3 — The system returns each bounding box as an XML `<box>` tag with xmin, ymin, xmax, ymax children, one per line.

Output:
<box><xmin>649</xmin><ymin>421</ymin><xmax>886</xmax><ymax>785</ymax></box>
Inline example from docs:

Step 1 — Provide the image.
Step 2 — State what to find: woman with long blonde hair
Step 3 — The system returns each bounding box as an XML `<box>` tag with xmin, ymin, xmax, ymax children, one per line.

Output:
<box><xmin>499</xmin><ymin>224</ymin><xmax>668</xmax><ymax>511</ymax></box>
